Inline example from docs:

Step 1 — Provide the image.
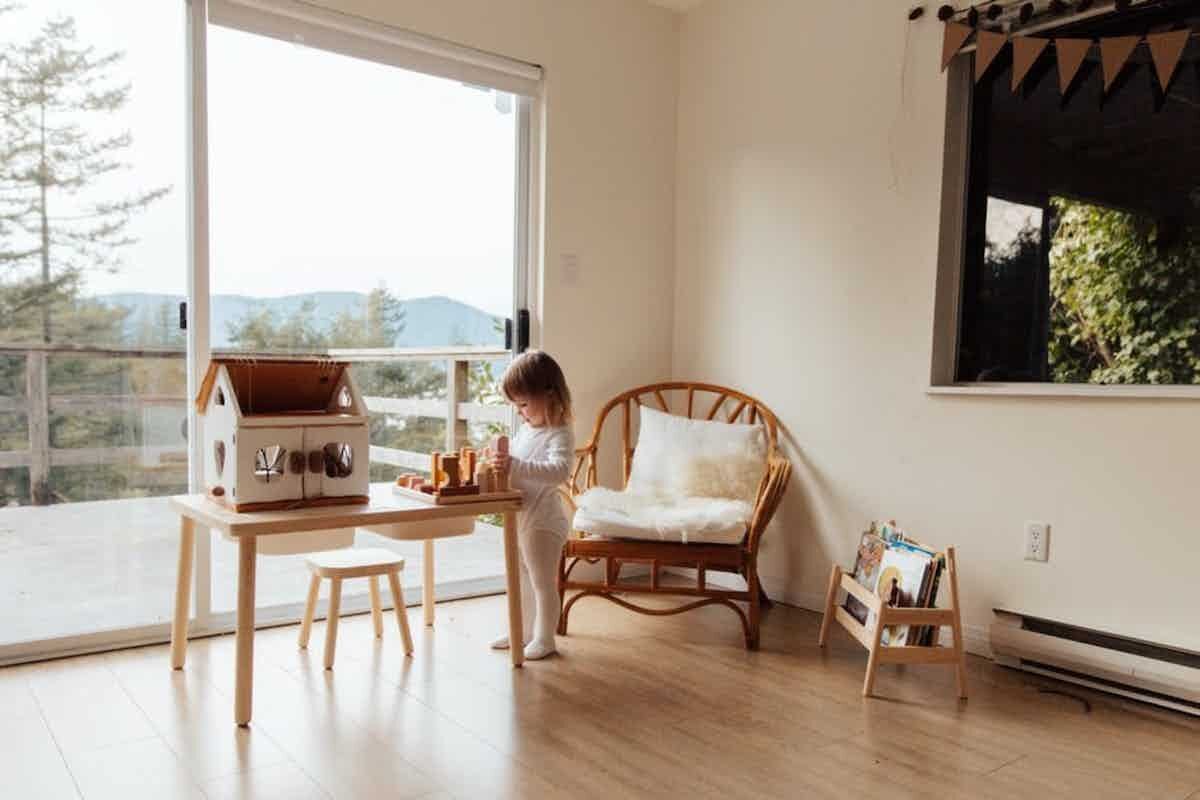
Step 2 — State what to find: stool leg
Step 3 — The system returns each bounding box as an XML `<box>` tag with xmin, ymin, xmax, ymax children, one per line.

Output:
<box><xmin>299</xmin><ymin>574</ymin><xmax>320</xmax><ymax>649</ymax></box>
<box><xmin>324</xmin><ymin>577</ymin><xmax>342</xmax><ymax>670</ymax></box>
<box><xmin>387</xmin><ymin>571</ymin><xmax>414</xmax><ymax>656</ymax></box>
<box><xmin>368</xmin><ymin>576</ymin><xmax>384</xmax><ymax>639</ymax></box>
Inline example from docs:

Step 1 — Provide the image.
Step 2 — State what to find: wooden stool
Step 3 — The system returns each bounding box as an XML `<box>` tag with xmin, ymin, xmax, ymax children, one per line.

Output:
<box><xmin>299</xmin><ymin>548</ymin><xmax>414</xmax><ymax>669</ymax></box>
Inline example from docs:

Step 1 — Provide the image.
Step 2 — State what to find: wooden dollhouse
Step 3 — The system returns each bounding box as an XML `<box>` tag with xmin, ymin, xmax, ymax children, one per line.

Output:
<box><xmin>196</xmin><ymin>358</ymin><xmax>370</xmax><ymax>512</ymax></box>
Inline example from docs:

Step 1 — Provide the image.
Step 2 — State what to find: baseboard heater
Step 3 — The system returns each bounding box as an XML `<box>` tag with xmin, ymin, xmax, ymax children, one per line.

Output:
<box><xmin>991</xmin><ymin>609</ymin><xmax>1200</xmax><ymax>716</ymax></box>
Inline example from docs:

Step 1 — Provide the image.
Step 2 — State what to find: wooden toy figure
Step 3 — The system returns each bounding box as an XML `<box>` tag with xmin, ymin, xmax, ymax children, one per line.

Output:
<box><xmin>430</xmin><ymin>452</ymin><xmax>443</xmax><ymax>487</ymax></box>
<box><xmin>475</xmin><ymin>461</ymin><xmax>494</xmax><ymax>493</ymax></box>
<box><xmin>442</xmin><ymin>455</ymin><xmax>461</xmax><ymax>488</ymax></box>
<box><xmin>462</xmin><ymin>447</ymin><xmax>478</xmax><ymax>485</ymax></box>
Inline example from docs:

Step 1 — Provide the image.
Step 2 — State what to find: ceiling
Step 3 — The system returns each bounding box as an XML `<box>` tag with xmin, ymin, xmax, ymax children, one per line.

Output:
<box><xmin>644</xmin><ymin>0</ymin><xmax>706</xmax><ymax>12</ymax></box>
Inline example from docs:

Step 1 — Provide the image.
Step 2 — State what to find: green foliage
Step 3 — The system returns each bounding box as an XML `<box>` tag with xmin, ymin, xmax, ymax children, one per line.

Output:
<box><xmin>1049</xmin><ymin>198</ymin><xmax>1200</xmax><ymax>385</ymax></box>
<box><xmin>226</xmin><ymin>299</ymin><xmax>329</xmax><ymax>353</ymax></box>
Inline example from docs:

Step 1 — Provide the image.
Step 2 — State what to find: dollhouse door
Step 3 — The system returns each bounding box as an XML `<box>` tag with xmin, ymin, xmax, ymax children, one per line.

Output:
<box><xmin>302</xmin><ymin>425</ymin><xmax>370</xmax><ymax>500</ymax></box>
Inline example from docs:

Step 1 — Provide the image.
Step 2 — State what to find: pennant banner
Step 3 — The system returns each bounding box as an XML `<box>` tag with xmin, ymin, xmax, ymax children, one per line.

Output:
<box><xmin>942</xmin><ymin>22</ymin><xmax>973</xmax><ymax>71</ymax></box>
<box><xmin>1146</xmin><ymin>30</ymin><xmax>1190</xmax><ymax>92</ymax></box>
<box><xmin>974</xmin><ymin>30</ymin><xmax>1008</xmax><ymax>82</ymax></box>
<box><xmin>1100</xmin><ymin>35</ymin><xmax>1140</xmax><ymax>91</ymax></box>
<box><xmin>1055</xmin><ymin>38</ymin><xmax>1092</xmax><ymax>95</ymax></box>
<box><xmin>939</xmin><ymin>25</ymin><xmax>1196</xmax><ymax>101</ymax></box>
<box><xmin>1011</xmin><ymin>36</ymin><xmax>1050</xmax><ymax>91</ymax></box>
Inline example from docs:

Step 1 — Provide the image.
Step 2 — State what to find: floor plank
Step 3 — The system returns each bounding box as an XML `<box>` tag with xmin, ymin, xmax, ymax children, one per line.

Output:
<box><xmin>3</xmin><ymin>596</ymin><xmax>1199</xmax><ymax>800</ymax></box>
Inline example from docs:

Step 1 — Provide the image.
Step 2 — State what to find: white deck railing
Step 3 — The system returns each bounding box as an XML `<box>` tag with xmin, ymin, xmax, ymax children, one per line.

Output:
<box><xmin>0</xmin><ymin>343</ymin><xmax>510</xmax><ymax>503</ymax></box>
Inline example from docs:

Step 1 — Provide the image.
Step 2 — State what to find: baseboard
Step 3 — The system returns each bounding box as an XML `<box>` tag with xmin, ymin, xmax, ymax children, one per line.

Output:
<box><xmin>667</xmin><ymin>568</ymin><xmax>993</xmax><ymax>659</ymax></box>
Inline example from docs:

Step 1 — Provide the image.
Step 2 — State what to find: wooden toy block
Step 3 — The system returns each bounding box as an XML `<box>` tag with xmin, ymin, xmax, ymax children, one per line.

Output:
<box><xmin>475</xmin><ymin>462</ymin><xmax>493</xmax><ymax>493</ymax></box>
<box><xmin>434</xmin><ymin>484</ymin><xmax>481</xmax><ymax>497</ymax></box>
<box><xmin>430</xmin><ymin>452</ymin><xmax>443</xmax><ymax>487</ymax></box>
<box><xmin>462</xmin><ymin>447</ymin><xmax>477</xmax><ymax>484</ymax></box>
<box><xmin>442</xmin><ymin>455</ymin><xmax>461</xmax><ymax>488</ymax></box>
<box><xmin>494</xmin><ymin>435</ymin><xmax>510</xmax><ymax>492</ymax></box>
<box><xmin>419</xmin><ymin>483</ymin><xmax>436</xmax><ymax>494</ymax></box>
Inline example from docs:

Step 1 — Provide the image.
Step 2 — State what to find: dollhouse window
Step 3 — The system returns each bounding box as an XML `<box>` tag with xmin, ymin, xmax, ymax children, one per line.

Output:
<box><xmin>214</xmin><ymin>440</ymin><xmax>226</xmax><ymax>477</ymax></box>
<box><xmin>336</xmin><ymin>385</ymin><xmax>352</xmax><ymax>409</ymax></box>
<box><xmin>215</xmin><ymin>387</ymin><xmax>225</xmax><ymax>406</ymax></box>
<box><xmin>253</xmin><ymin>445</ymin><xmax>288</xmax><ymax>482</ymax></box>
<box><xmin>323</xmin><ymin>443</ymin><xmax>354</xmax><ymax>478</ymax></box>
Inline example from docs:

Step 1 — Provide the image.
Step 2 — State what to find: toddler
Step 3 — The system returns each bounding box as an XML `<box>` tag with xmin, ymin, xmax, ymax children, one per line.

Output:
<box><xmin>487</xmin><ymin>350</ymin><xmax>574</xmax><ymax>660</ymax></box>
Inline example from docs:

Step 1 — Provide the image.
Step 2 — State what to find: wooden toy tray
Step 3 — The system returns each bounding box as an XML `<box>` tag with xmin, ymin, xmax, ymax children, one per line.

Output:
<box><xmin>391</xmin><ymin>484</ymin><xmax>523</xmax><ymax>506</ymax></box>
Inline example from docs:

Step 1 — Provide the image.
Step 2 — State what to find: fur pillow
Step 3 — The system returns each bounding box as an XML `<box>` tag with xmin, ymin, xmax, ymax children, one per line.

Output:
<box><xmin>628</xmin><ymin>406</ymin><xmax>766</xmax><ymax>504</ymax></box>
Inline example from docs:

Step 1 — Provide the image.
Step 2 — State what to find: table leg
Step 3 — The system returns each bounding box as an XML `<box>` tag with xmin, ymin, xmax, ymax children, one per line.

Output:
<box><xmin>169</xmin><ymin>516</ymin><xmax>195</xmax><ymax>670</ymax></box>
<box><xmin>423</xmin><ymin>539</ymin><xmax>435</xmax><ymax>627</ymax></box>
<box><xmin>235</xmin><ymin>535</ymin><xmax>257</xmax><ymax>726</ymax></box>
<box><xmin>502</xmin><ymin>510</ymin><xmax>524</xmax><ymax>667</ymax></box>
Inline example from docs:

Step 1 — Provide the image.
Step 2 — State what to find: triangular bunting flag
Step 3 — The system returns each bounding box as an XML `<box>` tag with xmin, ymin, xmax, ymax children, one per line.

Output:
<box><xmin>1100</xmin><ymin>35</ymin><xmax>1140</xmax><ymax>91</ymax></box>
<box><xmin>975</xmin><ymin>30</ymin><xmax>1008</xmax><ymax>82</ymax></box>
<box><xmin>942</xmin><ymin>22</ymin><xmax>973</xmax><ymax>71</ymax></box>
<box><xmin>1055</xmin><ymin>38</ymin><xmax>1092</xmax><ymax>94</ymax></box>
<box><xmin>1011</xmin><ymin>36</ymin><xmax>1050</xmax><ymax>91</ymax></box>
<box><xmin>1146</xmin><ymin>30</ymin><xmax>1190</xmax><ymax>92</ymax></box>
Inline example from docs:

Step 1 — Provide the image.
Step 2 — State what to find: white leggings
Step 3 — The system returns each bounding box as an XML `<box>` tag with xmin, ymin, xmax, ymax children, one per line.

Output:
<box><xmin>516</xmin><ymin>527</ymin><xmax>567</xmax><ymax>644</ymax></box>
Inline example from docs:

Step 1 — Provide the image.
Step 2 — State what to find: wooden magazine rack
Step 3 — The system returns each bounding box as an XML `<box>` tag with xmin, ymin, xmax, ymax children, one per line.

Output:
<box><xmin>818</xmin><ymin>546</ymin><xmax>968</xmax><ymax>699</ymax></box>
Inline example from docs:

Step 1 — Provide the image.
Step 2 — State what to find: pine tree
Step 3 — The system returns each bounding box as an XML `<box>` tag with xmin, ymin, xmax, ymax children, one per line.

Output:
<box><xmin>0</xmin><ymin>15</ymin><xmax>168</xmax><ymax>343</ymax></box>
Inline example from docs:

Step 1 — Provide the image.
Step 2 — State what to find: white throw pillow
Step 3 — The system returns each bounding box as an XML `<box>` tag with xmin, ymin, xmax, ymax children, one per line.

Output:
<box><xmin>627</xmin><ymin>405</ymin><xmax>767</xmax><ymax>504</ymax></box>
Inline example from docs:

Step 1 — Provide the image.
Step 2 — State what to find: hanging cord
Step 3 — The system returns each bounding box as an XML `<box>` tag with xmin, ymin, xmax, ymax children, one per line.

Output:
<box><xmin>888</xmin><ymin>20</ymin><xmax>917</xmax><ymax>192</ymax></box>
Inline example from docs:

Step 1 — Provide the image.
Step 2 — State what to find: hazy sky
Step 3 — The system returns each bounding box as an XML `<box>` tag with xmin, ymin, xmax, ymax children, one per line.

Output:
<box><xmin>2</xmin><ymin>0</ymin><xmax>517</xmax><ymax>319</ymax></box>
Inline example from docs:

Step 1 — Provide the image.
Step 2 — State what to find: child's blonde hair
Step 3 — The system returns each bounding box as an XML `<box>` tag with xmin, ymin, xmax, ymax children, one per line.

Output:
<box><xmin>501</xmin><ymin>350</ymin><xmax>572</xmax><ymax>426</ymax></box>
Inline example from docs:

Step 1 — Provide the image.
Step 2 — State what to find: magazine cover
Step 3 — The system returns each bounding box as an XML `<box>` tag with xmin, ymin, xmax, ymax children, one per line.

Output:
<box><xmin>844</xmin><ymin>529</ymin><xmax>886</xmax><ymax>626</ymax></box>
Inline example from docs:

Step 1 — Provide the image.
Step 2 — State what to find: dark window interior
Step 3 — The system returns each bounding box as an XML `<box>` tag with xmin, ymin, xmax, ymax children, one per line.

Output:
<box><xmin>957</xmin><ymin>1</ymin><xmax>1200</xmax><ymax>384</ymax></box>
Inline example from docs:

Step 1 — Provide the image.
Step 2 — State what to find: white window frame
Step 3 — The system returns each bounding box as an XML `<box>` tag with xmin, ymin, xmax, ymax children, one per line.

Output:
<box><xmin>0</xmin><ymin>0</ymin><xmax>543</xmax><ymax>665</ymax></box>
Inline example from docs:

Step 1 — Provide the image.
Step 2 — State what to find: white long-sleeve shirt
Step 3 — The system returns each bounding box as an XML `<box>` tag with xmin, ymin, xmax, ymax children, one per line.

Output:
<box><xmin>508</xmin><ymin>424</ymin><xmax>574</xmax><ymax>538</ymax></box>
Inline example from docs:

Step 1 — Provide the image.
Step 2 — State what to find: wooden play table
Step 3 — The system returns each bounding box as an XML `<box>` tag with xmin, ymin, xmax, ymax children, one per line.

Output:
<box><xmin>167</xmin><ymin>483</ymin><xmax>523</xmax><ymax>725</ymax></box>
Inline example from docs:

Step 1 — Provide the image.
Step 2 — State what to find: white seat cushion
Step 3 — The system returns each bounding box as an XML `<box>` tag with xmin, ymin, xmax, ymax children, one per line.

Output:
<box><xmin>573</xmin><ymin>488</ymin><xmax>751</xmax><ymax>545</ymax></box>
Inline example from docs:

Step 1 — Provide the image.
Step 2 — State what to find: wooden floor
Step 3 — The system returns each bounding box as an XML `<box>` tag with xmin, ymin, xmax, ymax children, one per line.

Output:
<box><xmin>3</xmin><ymin>593</ymin><xmax>1200</xmax><ymax>800</ymax></box>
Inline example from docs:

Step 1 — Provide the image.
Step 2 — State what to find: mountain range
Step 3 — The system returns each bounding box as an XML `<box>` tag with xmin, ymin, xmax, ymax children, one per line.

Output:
<box><xmin>94</xmin><ymin>292</ymin><xmax>505</xmax><ymax>348</ymax></box>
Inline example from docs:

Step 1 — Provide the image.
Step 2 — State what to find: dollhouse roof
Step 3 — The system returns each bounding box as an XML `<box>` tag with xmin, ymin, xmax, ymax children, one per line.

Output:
<box><xmin>195</xmin><ymin>358</ymin><xmax>352</xmax><ymax>416</ymax></box>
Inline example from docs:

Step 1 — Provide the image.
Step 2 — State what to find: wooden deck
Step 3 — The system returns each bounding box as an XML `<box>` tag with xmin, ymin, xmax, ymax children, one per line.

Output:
<box><xmin>0</xmin><ymin>495</ymin><xmax>504</xmax><ymax>647</ymax></box>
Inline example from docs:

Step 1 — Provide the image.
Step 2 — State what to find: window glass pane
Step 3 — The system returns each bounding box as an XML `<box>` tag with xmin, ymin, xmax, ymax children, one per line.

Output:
<box><xmin>207</xmin><ymin>24</ymin><xmax>515</xmax><ymax>354</ymax></box>
<box><xmin>205</xmin><ymin>23</ymin><xmax>515</xmax><ymax>614</ymax></box>
<box><xmin>0</xmin><ymin>0</ymin><xmax>187</xmax><ymax>646</ymax></box>
<box><xmin>958</xmin><ymin>4</ymin><xmax>1200</xmax><ymax>384</ymax></box>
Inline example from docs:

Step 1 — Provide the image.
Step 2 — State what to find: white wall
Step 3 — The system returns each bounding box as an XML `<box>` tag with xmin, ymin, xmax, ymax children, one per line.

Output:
<box><xmin>310</xmin><ymin>0</ymin><xmax>680</xmax><ymax>455</ymax></box>
<box><xmin>674</xmin><ymin>0</ymin><xmax>1200</xmax><ymax>652</ymax></box>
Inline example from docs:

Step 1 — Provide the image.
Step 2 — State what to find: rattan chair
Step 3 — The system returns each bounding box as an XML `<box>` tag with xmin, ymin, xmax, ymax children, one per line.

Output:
<box><xmin>558</xmin><ymin>382</ymin><xmax>791</xmax><ymax>649</ymax></box>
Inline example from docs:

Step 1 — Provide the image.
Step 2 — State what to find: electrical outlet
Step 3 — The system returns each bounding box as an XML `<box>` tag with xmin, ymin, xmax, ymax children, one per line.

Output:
<box><xmin>1024</xmin><ymin>521</ymin><xmax>1050</xmax><ymax>562</ymax></box>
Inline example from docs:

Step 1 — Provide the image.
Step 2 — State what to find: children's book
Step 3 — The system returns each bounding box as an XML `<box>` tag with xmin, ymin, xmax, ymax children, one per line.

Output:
<box><xmin>916</xmin><ymin>555</ymin><xmax>946</xmax><ymax>646</ymax></box>
<box><xmin>875</xmin><ymin>537</ymin><xmax>937</xmax><ymax>646</ymax></box>
<box><xmin>844</xmin><ymin>529</ymin><xmax>886</xmax><ymax>627</ymax></box>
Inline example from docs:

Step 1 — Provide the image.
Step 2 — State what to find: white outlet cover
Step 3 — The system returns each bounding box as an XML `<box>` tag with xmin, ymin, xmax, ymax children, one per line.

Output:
<box><xmin>1024</xmin><ymin>521</ymin><xmax>1050</xmax><ymax>562</ymax></box>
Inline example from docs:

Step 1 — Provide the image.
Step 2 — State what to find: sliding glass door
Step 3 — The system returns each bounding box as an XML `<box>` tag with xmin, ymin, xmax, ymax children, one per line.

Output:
<box><xmin>0</xmin><ymin>0</ymin><xmax>189</xmax><ymax>654</ymax></box>
<box><xmin>0</xmin><ymin>0</ymin><xmax>536</xmax><ymax>662</ymax></box>
<box><xmin>203</xmin><ymin>17</ymin><xmax>521</xmax><ymax>617</ymax></box>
